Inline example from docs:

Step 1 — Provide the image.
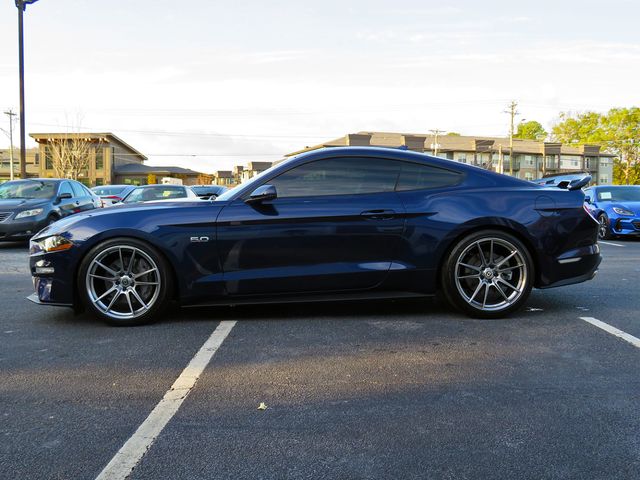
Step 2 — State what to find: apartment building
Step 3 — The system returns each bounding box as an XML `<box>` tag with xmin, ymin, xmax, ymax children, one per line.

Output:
<box><xmin>287</xmin><ymin>132</ymin><xmax>615</xmax><ymax>185</ymax></box>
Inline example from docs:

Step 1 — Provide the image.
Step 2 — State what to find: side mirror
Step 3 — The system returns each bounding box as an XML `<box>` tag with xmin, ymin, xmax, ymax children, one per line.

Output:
<box><xmin>56</xmin><ymin>192</ymin><xmax>72</xmax><ymax>203</ymax></box>
<box><xmin>584</xmin><ymin>195</ymin><xmax>591</xmax><ymax>203</ymax></box>
<box><xmin>246</xmin><ymin>184</ymin><xmax>277</xmax><ymax>204</ymax></box>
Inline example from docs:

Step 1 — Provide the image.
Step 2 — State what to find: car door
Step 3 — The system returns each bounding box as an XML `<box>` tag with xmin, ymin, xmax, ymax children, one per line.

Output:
<box><xmin>56</xmin><ymin>181</ymin><xmax>80</xmax><ymax>217</ymax></box>
<box><xmin>70</xmin><ymin>181</ymin><xmax>95</xmax><ymax>212</ymax></box>
<box><xmin>216</xmin><ymin>156</ymin><xmax>407</xmax><ymax>296</ymax></box>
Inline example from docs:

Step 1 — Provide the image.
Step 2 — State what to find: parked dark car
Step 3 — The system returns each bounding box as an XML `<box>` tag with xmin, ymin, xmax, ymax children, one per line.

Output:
<box><xmin>91</xmin><ymin>185</ymin><xmax>136</xmax><ymax>207</ymax></box>
<box><xmin>583</xmin><ymin>185</ymin><xmax>640</xmax><ymax>239</ymax></box>
<box><xmin>190</xmin><ymin>185</ymin><xmax>228</xmax><ymax>200</ymax></box>
<box><xmin>119</xmin><ymin>184</ymin><xmax>199</xmax><ymax>204</ymax></box>
<box><xmin>28</xmin><ymin>147</ymin><xmax>600</xmax><ymax>325</ymax></box>
<box><xmin>0</xmin><ymin>178</ymin><xmax>100</xmax><ymax>242</ymax></box>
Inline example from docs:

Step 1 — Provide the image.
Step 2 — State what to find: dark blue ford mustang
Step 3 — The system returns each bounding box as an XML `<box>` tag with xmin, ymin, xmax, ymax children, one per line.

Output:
<box><xmin>28</xmin><ymin>147</ymin><xmax>601</xmax><ymax>325</ymax></box>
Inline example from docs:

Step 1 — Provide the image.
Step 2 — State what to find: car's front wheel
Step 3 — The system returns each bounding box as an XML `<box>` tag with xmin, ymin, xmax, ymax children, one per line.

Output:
<box><xmin>441</xmin><ymin>230</ymin><xmax>533</xmax><ymax>318</ymax></box>
<box><xmin>597</xmin><ymin>213</ymin><xmax>613</xmax><ymax>240</ymax></box>
<box><xmin>78</xmin><ymin>238</ymin><xmax>172</xmax><ymax>326</ymax></box>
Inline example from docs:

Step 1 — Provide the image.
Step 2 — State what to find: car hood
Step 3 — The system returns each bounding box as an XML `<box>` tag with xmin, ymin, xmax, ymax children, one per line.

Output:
<box><xmin>33</xmin><ymin>200</ymin><xmax>227</xmax><ymax>239</ymax></box>
<box><xmin>0</xmin><ymin>198</ymin><xmax>50</xmax><ymax>210</ymax></box>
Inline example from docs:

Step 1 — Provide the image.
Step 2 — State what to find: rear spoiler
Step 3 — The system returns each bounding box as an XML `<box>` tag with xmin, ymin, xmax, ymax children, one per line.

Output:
<box><xmin>557</xmin><ymin>175</ymin><xmax>591</xmax><ymax>191</ymax></box>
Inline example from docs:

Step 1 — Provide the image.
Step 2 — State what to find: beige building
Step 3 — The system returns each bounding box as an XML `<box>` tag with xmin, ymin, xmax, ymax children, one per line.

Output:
<box><xmin>0</xmin><ymin>147</ymin><xmax>39</xmax><ymax>182</ymax></box>
<box><xmin>25</xmin><ymin>132</ymin><xmax>211</xmax><ymax>186</ymax></box>
<box><xmin>239</xmin><ymin>161</ymin><xmax>272</xmax><ymax>183</ymax></box>
<box><xmin>212</xmin><ymin>170</ymin><xmax>234</xmax><ymax>186</ymax></box>
<box><xmin>29</xmin><ymin>132</ymin><xmax>147</xmax><ymax>186</ymax></box>
<box><xmin>288</xmin><ymin>132</ymin><xmax>615</xmax><ymax>185</ymax></box>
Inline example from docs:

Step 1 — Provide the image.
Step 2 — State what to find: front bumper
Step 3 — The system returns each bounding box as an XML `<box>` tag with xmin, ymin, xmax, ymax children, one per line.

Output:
<box><xmin>0</xmin><ymin>215</ymin><xmax>50</xmax><ymax>241</ymax></box>
<box><xmin>29</xmin><ymin>250</ymin><xmax>77</xmax><ymax>306</ymax></box>
<box><xmin>611</xmin><ymin>216</ymin><xmax>640</xmax><ymax>236</ymax></box>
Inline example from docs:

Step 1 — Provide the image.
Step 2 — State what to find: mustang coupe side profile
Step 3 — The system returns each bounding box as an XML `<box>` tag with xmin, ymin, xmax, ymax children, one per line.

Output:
<box><xmin>584</xmin><ymin>185</ymin><xmax>640</xmax><ymax>239</ymax></box>
<box><xmin>28</xmin><ymin>147</ymin><xmax>601</xmax><ymax>325</ymax></box>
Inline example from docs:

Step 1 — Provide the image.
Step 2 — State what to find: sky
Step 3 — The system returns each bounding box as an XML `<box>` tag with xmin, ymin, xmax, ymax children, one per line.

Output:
<box><xmin>1</xmin><ymin>0</ymin><xmax>639</xmax><ymax>172</ymax></box>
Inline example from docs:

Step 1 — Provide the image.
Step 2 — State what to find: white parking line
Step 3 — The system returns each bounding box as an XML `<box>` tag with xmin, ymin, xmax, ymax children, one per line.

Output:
<box><xmin>580</xmin><ymin>317</ymin><xmax>640</xmax><ymax>349</ymax></box>
<box><xmin>598</xmin><ymin>241</ymin><xmax>625</xmax><ymax>247</ymax></box>
<box><xmin>95</xmin><ymin>320</ymin><xmax>237</xmax><ymax>480</ymax></box>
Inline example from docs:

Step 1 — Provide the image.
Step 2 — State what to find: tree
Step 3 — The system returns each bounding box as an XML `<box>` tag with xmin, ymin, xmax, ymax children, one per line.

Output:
<box><xmin>551</xmin><ymin>107</ymin><xmax>640</xmax><ymax>185</ymax></box>
<box><xmin>47</xmin><ymin>133</ymin><xmax>101</xmax><ymax>181</ymax></box>
<box><xmin>514</xmin><ymin>120</ymin><xmax>547</xmax><ymax>140</ymax></box>
<box><xmin>446</xmin><ymin>132</ymin><xmax>461</xmax><ymax>136</ymax></box>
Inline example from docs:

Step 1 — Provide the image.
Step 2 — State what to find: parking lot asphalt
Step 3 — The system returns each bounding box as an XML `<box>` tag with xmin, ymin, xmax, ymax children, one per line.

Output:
<box><xmin>1</xmin><ymin>239</ymin><xmax>639</xmax><ymax>480</ymax></box>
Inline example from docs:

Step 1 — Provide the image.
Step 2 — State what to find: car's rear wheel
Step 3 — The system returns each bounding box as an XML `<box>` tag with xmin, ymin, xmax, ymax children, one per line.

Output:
<box><xmin>597</xmin><ymin>213</ymin><xmax>613</xmax><ymax>240</ymax></box>
<box><xmin>78</xmin><ymin>238</ymin><xmax>172</xmax><ymax>326</ymax></box>
<box><xmin>441</xmin><ymin>230</ymin><xmax>533</xmax><ymax>318</ymax></box>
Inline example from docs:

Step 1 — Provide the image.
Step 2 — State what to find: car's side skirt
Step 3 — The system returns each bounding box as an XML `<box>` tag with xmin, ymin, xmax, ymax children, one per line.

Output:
<box><xmin>183</xmin><ymin>290</ymin><xmax>433</xmax><ymax>308</ymax></box>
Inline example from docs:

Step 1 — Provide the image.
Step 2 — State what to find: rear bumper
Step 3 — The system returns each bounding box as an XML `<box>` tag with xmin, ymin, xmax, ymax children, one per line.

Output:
<box><xmin>537</xmin><ymin>243</ymin><xmax>601</xmax><ymax>289</ymax></box>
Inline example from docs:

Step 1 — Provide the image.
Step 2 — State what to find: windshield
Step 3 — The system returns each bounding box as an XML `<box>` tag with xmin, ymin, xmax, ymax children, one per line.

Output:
<box><xmin>123</xmin><ymin>186</ymin><xmax>187</xmax><ymax>203</ymax></box>
<box><xmin>0</xmin><ymin>180</ymin><xmax>57</xmax><ymax>200</ymax></box>
<box><xmin>596</xmin><ymin>187</ymin><xmax>640</xmax><ymax>202</ymax></box>
<box><xmin>93</xmin><ymin>186</ymin><xmax>127</xmax><ymax>196</ymax></box>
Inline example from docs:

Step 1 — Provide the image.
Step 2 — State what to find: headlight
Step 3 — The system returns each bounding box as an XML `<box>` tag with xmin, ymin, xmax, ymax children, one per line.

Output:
<box><xmin>15</xmin><ymin>208</ymin><xmax>44</xmax><ymax>219</ymax></box>
<box><xmin>613</xmin><ymin>207</ymin><xmax>634</xmax><ymax>216</ymax></box>
<box><xmin>30</xmin><ymin>235</ymin><xmax>74</xmax><ymax>255</ymax></box>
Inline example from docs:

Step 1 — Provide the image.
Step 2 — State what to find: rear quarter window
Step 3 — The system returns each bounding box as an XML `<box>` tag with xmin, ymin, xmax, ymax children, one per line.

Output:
<box><xmin>396</xmin><ymin>162</ymin><xmax>462</xmax><ymax>191</ymax></box>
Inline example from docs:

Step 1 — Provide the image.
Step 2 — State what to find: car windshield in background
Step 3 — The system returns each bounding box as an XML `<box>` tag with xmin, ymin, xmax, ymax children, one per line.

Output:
<box><xmin>0</xmin><ymin>180</ymin><xmax>57</xmax><ymax>200</ymax></box>
<box><xmin>191</xmin><ymin>186</ymin><xmax>222</xmax><ymax>195</ymax></box>
<box><xmin>123</xmin><ymin>186</ymin><xmax>187</xmax><ymax>203</ymax></box>
<box><xmin>597</xmin><ymin>187</ymin><xmax>640</xmax><ymax>202</ymax></box>
<box><xmin>93</xmin><ymin>186</ymin><xmax>127</xmax><ymax>196</ymax></box>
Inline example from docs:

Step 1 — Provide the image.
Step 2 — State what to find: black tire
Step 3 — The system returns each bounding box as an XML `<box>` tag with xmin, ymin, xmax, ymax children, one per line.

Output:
<box><xmin>441</xmin><ymin>230</ymin><xmax>534</xmax><ymax>319</ymax></box>
<box><xmin>77</xmin><ymin>237</ymin><xmax>173</xmax><ymax>326</ymax></box>
<box><xmin>597</xmin><ymin>213</ymin><xmax>614</xmax><ymax>240</ymax></box>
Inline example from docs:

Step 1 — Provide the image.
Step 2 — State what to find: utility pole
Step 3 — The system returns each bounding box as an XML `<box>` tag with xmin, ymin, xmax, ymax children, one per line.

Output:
<box><xmin>15</xmin><ymin>0</ymin><xmax>41</xmax><ymax>178</ymax></box>
<box><xmin>3</xmin><ymin>110</ymin><xmax>17</xmax><ymax>180</ymax></box>
<box><xmin>429</xmin><ymin>129</ymin><xmax>445</xmax><ymax>157</ymax></box>
<box><xmin>504</xmin><ymin>101</ymin><xmax>519</xmax><ymax>176</ymax></box>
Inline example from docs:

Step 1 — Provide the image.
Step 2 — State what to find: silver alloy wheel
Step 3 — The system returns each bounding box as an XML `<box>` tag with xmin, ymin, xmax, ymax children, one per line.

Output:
<box><xmin>454</xmin><ymin>237</ymin><xmax>528</xmax><ymax>312</ymax></box>
<box><xmin>85</xmin><ymin>245</ymin><xmax>161</xmax><ymax>320</ymax></box>
<box><xmin>598</xmin><ymin>215</ymin><xmax>608</xmax><ymax>239</ymax></box>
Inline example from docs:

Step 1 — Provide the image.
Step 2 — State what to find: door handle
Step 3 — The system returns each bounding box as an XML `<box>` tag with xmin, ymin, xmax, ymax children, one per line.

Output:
<box><xmin>360</xmin><ymin>209</ymin><xmax>397</xmax><ymax>220</ymax></box>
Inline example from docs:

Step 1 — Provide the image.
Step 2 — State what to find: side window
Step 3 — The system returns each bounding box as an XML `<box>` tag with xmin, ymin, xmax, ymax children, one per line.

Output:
<box><xmin>59</xmin><ymin>182</ymin><xmax>74</xmax><ymax>197</ymax></box>
<box><xmin>81</xmin><ymin>184</ymin><xmax>94</xmax><ymax>197</ymax></box>
<box><xmin>70</xmin><ymin>182</ymin><xmax>85</xmax><ymax>197</ymax></box>
<box><xmin>395</xmin><ymin>162</ymin><xmax>462</xmax><ymax>191</ymax></box>
<box><xmin>269</xmin><ymin>157</ymin><xmax>401</xmax><ymax>198</ymax></box>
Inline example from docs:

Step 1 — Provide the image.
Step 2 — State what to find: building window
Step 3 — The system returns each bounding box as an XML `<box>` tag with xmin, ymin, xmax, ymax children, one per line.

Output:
<box><xmin>456</xmin><ymin>153</ymin><xmax>467</xmax><ymax>163</ymax></box>
<box><xmin>95</xmin><ymin>178</ymin><xmax>104</xmax><ymax>186</ymax></box>
<box><xmin>96</xmin><ymin>148</ymin><xmax>104</xmax><ymax>170</ymax></box>
<box><xmin>524</xmin><ymin>172</ymin><xmax>534</xmax><ymax>181</ymax></box>
<box><xmin>34</xmin><ymin>153</ymin><xmax>40</xmax><ymax>166</ymax></box>
<box><xmin>599</xmin><ymin>175</ymin><xmax>609</xmax><ymax>184</ymax></box>
<box><xmin>45</xmin><ymin>146</ymin><xmax>53</xmax><ymax>170</ymax></box>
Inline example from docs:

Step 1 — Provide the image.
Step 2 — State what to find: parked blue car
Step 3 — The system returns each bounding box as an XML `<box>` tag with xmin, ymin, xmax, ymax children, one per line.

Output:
<box><xmin>584</xmin><ymin>185</ymin><xmax>640</xmax><ymax>239</ymax></box>
<box><xmin>28</xmin><ymin>147</ymin><xmax>601</xmax><ymax>325</ymax></box>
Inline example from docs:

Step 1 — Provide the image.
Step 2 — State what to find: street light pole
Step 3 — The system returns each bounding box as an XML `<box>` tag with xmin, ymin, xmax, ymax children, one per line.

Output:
<box><xmin>15</xmin><ymin>0</ymin><xmax>40</xmax><ymax>179</ymax></box>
